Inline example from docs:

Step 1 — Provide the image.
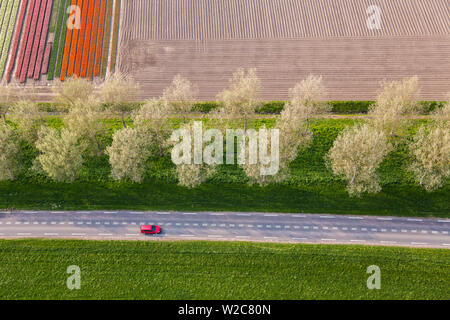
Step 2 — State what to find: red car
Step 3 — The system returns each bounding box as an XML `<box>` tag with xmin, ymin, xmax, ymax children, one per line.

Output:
<box><xmin>140</xmin><ymin>225</ymin><xmax>161</xmax><ymax>234</ymax></box>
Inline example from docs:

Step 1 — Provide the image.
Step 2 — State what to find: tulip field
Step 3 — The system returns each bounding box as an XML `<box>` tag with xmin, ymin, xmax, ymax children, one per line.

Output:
<box><xmin>0</xmin><ymin>0</ymin><xmax>121</xmax><ymax>83</ymax></box>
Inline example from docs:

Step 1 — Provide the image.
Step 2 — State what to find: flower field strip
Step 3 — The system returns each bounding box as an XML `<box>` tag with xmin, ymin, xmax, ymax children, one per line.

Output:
<box><xmin>15</xmin><ymin>0</ymin><xmax>37</xmax><ymax>79</ymax></box>
<box><xmin>0</xmin><ymin>0</ymin><xmax>19</xmax><ymax>79</ymax></box>
<box><xmin>19</xmin><ymin>0</ymin><xmax>42</xmax><ymax>83</ymax></box>
<box><xmin>27</xmin><ymin>0</ymin><xmax>50</xmax><ymax>78</ymax></box>
<box><xmin>33</xmin><ymin>0</ymin><xmax>53</xmax><ymax>79</ymax></box>
<box><xmin>100</xmin><ymin>0</ymin><xmax>112</xmax><ymax>78</ymax></box>
<box><xmin>0</xmin><ymin>0</ymin><xmax>14</xmax><ymax>71</ymax></box>
<box><xmin>47</xmin><ymin>0</ymin><xmax>68</xmax><ymax>80</ymax></box>
<box><xmin>73</xmin><ymin>0</ymin><xmax>88</xmax><ymax>76</ymax></box>
<box><xmin>79</xmin><ymin>0</ymin><xmax>94</xmax><ymax>77</ymax></box>
<box><xmin>108</xmin><ymin>0</ymin><xmax>120</xmax><ymax>72</ymax></box>
<box><xmin>5</xmin><ymin>0</ymin><xmax>27</xmax><ymax>82</ymax></box>
<box><xmin>41</xmin><ymin>41</ymin><xmax>52</xmax><ymax>74</ymax></box>
<box><xmin>59</xmin><ymin>0</ymin><xmax>77</xmax><ymax>80</ymax></box>
<box><xmin>66</xmin><ymin>0</ymin><xmax>81</xmax><ymax>77</ymax></box>
<box><xmin>86</xmin><ymin>0</ymin><xmax>101</xmax><ymax>79</ymax></box>
<box><xmin>93</xmin><ymin>0</ymin><xmax>106</xmax><ymax>76</ymax></box>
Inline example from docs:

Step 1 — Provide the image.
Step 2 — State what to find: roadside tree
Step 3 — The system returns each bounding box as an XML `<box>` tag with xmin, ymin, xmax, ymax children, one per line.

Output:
<box><xmin>53</xmin><ymin>77</ymin><xmax>94</xmax><ymax>109</ymax></box>
<box><xmin>287</xmin><ymin>75</ymin><xmax>330</xmax><ymax>133</ymax></box>
<box><xmin>0</xmin><ymin>124</ymin><xmax>22</xmax><ymax>180</ymax></box>
<box><xmin>369</xmin><ymin>76</ymin><xmax>422</xmax><ymax>136</ymax></box>
<box><xmin>216</xmin><ymin>68</ymin><xmax>261</xmax><ymax>131</ymax></box>
<box><xmin>162</xmin><ymin>75</ymin><xmax>197</xmax><ymax>123</ymax></box>
<box><xmin>170</xmin><ymin>121</ymin><xmax>217</xmax><ymax>188</ymax></box>
<box><xmin>242</xmin><ymin>103</ymin><xmax>313</xmax><ymax>186</ymax></box>
<box><xmin>9</xmin><ymin>100</ymin><xmax>44</xmax><ymax>143</ymax></box>
<box><xmin>106</xmin><ymin>127</ymin><xmax>152</xmax><ymax>183</ymax></box>
<box><xmin>64</xmin><ymin>97</ymin><xmax>105</xmax><ymax>156</ymax></box>
<box><xmin>34</xmin><ymin>127</ymin><xmax>84</xmax><ymax>182</ymax></box>
<box><xmin>100</xmin><ymin>73</ymin><xmax>140</xmax><ymax>128</ymax></box>
<box><xmin>133</xmin><ymin>98</ymin><xmax>173</xmax><ymax>157</ymax></box>
<box><xmin>0</xmin><ymin>84</ymin><xmax>19</xmax><ymax>122</ymax></box>
<box><xmin>408</xmin><ymin>125</ymin><xmax>449</xmax><ymax>191</ymax></box>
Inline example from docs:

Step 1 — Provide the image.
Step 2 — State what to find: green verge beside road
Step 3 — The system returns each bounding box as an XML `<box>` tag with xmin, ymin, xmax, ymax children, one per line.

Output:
<box><xmin>0</xmin><ymin>240</ymin><xmax>448</xmax><ymax>299</ymax></box>
<box><xmin>1</xmin><ymin>117</ymin><xmax>448</xmax><ymax>217</ymax></box>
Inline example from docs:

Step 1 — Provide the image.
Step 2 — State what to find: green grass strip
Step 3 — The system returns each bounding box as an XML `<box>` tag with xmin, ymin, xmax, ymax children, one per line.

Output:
<box><xmin>48</xmin><ymin>0</ymin><xmax>69</xmax><ymax>80</ymax></box>
<box><xmin>108</xmin><ymin>0</ymin><xmax>120</xmax><ymax>73</ymax></box>
<box><xmin>48</xmin><ymin>0</ymin><xmax>62</xmax><ymax>33</ymax></box>
<box><xmin>100</xmin><ymin>0</ymin><xmax>113</xmax><ymax>78</ymax></box>
<box><xmin>0</xmin><ymin>0</ymin><xmax>20</xmax><ymax>78</ymax></box>
<box><xmin>0</xmin><ymin>0</ymin><xmax>15</xmax><ymax>78</ymax></box>
<box><xmin>0</xmin><ymin>239</ymin><xmax>448</xmax><ymax>299</ymax></box>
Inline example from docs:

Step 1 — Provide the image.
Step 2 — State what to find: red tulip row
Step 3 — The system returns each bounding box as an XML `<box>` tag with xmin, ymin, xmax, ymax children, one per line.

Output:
<box><xmin>28</xmin><ymin>0</ymin><xmax>52</xmax><ymax>79</ymax></box>
<box><xmin>6</xmin><ymin>0</ymin><xmax>28</xmax><ymax>82</ymax></box>
<box><xmin>15</xmin><ymin>0</ymin><xmax>37</xmax><ymax>80</ymax></box>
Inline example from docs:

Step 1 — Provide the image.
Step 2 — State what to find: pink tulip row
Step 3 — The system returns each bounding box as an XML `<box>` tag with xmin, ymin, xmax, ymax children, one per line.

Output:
<box><xmin>41</xmin><ymin>41</ymin><xmax>52</xmax><ymax>75</ymax></box>
<box><xmin>13</xmin><ymin>0</ymin><xmax>52</xmax><ymax>82</ymax></box>
<box><xmin>19</xmin><ymin>0</ymin><xmax>43</xmax><ymax>83</ymax></box>
<box><xmin>6</xmin><ymin>0</ymin><xmax>27</xmax><ymax>82</ymax></box>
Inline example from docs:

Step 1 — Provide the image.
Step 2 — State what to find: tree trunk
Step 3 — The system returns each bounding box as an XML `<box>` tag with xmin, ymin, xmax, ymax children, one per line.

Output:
<box><xmin>350</xmin><ymin>167</ymin><xmax>357</xmax><ymax>185</ymax></box>
<box><xmin>6</xmin><ymin>166</ymin><xmax>14</xmax><ymax>180</ymax></box>
<box><xmin>419</xmin><ymin>173</ymin><xmax>427</xmax><ymax>186</ymax></box>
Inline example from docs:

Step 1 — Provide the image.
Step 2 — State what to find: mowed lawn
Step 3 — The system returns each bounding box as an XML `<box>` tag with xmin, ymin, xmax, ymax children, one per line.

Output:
<box><xmin>0</xmin><ymin>240</ymin><xmax>448</xmax><ymax>300</ymax></box>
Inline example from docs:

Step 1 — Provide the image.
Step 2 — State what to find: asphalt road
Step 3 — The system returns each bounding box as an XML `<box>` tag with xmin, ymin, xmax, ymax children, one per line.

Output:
<box><xmin>0</xmin><ymin>210</ymin><xmax>449</xmax><ymax>248</ymax></box>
